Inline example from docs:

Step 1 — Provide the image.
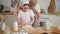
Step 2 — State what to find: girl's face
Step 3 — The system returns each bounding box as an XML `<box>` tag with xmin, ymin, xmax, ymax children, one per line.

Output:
<box><xmin>22</xmin><ymin>5</ymin><xmax>29</xmax><ymax>12</ymax></box>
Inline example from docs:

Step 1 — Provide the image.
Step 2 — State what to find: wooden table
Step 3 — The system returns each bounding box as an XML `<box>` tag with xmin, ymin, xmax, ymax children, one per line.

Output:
<box><xmin>52</xmin><ymin>30</ymin><xmax>60</xmax><ymax>34</ymax></box>
<box><xmin>9</xmin><ymin>27</ymin><xmax>53</xmax><ymax>34</ymax></box>
<box><xmin>0</xmin><ymin>27</ymin><xmax>4</xmax><ymax>34</ymax></box>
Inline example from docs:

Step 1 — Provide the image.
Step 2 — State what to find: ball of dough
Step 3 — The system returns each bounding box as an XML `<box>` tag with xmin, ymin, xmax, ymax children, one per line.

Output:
<box><xmin>22</xmin><ymin>25</ymin><xmax>33</xmax><ymax>30</ymax></box>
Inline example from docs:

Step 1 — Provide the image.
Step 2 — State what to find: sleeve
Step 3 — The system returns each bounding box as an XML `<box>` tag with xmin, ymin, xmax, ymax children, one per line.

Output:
<box><xmin>34</xmin><ymin>3</ymin><xmax>41</xmax><ymax>13</ymax></box>
<box><xmin>30</xmin><ymin>10</ymin><xmax>35</xmax><ymax>17</ymax></box>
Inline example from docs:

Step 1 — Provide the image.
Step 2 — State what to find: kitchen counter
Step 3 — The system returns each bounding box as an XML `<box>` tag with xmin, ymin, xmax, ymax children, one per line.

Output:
<box><xmin>0</xmin><ymin>11</ymin><xmax>60</xmax><ymax>15</ymax></box>
<box><xmin>0</xmin><ymin>12</ymin><xmax>13</xmax><ymax>15</ymax></box>
<box><xmin>9</xmin><ymin>27</ymin><xmax>53</xmax><ymax>34</ymax></box>
<box><xmin>41</xmin><ymin>12</ymin><xmax>60</xmax><ymax>15</ymax></box>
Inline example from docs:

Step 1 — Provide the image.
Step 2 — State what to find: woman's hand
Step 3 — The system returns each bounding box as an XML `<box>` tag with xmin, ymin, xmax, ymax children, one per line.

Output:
<box><xmin>35</xmin><ymin>21</ymin><xmax>40</xmax><ymax>27</ymax></box>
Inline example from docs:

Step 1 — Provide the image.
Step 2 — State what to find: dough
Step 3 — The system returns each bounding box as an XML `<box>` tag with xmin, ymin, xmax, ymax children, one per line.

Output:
<box><xmin>22</xmin><ymin>25</ymin><xmax>33</xmax><ymax>30</ymax></box>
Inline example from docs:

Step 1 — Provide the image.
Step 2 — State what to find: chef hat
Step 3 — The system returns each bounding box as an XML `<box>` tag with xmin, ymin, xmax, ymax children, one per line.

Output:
<box><xmin>20</xmin><ymin>0</ymin><xmax>30</xmax><ymax>3</ymax></box>
<box><xmin>22</xmin><ymin>1</ymin><xmax>29</xmax><ymax>6</ymax></box>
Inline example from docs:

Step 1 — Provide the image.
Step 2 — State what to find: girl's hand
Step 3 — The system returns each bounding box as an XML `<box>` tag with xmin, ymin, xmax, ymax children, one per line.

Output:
<box><xmin>26</xmin><ymin>23</ymin><xmax>32</xmax><ymax>25</ymax></box>
<box><xmin>16</xmin><ymin>18</ymin><xmax>22</xmax><ymax>25</ymax></box>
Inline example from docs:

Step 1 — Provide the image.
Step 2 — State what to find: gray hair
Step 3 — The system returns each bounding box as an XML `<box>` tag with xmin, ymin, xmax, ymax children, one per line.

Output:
<box><xmin>30</xmin><ymin>0</ymin><xmax>38</xmax><ymax>2</ymax></box>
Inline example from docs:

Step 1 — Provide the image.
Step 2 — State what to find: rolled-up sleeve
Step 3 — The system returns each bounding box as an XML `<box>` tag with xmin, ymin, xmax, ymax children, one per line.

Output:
<box><xmin>34</xmin><ymin>3</ymin><xmax>41</xmax><ymax>13</ymax></box>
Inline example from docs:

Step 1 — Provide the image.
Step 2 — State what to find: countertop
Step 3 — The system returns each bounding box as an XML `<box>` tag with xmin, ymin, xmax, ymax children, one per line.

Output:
<box><xmin>0</xmin><ymin>12</ymin><xmax>13</xmax><ymax>15</ymax></box>
<box><xmin>9</xmin><ymin>26</ymin><xmax>53</xmax><ymax>34</ymax></box>
<box><xmin>0</xmin><ymin>11</ymin><xmax>60</xmax><ymax>15</ymax></box>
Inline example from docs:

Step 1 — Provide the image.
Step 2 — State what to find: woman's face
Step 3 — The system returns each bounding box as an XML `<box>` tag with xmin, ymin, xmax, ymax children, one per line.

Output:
<box><xmin>22</xmin><ymin>5</ymin><xmax>29</xmax><ymax>12</ymax></box>
<box><xmin>29</xmin><ymin>1</ymin><xmax>37</xmax><ymax>7</ymax></box>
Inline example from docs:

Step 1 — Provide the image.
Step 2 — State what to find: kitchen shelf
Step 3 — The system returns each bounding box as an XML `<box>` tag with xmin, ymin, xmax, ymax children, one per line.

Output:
<box><xmin>0</xmin><ymin>11</ymin><xmax>13</xmax><ymax>15</ymax></box>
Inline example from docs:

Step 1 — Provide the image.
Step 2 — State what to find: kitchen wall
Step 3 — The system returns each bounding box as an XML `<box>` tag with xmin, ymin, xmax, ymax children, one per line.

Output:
<box><xmin>0</xmin><ymin>0</ymin><xmax>60</xmax><ymax>12</ymax></box>
<box><xmin>38</xmin><ymin>0</ymin><xmax>50</xmax><ymax>13</ymax></box>
<box><xmin>38</xmin><ymin>0</ymin><xmax>60</xmax><ymax>12</ymax></box>
<box><xmin>0</xmin><ymin>0</ymin><xmax>17</xmax><ymax>11</ymax></box>
<box><xmin>55</xmin><ymin>0</ymin><xmax>60</xmax><ymax>12</ymax></box>
<box><xmin>0</xmin><ymin>0</ymin><xmax>11</xmax><ymax>11</ymax></box>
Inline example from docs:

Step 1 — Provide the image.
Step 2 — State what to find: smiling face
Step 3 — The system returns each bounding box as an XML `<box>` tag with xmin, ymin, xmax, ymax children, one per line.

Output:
<box><xmin>29</xmin><ymin>0</ymin><xmax>37</xmax><ymax>7</ymax></box>
<box><xmin>22</xmin><ymin>4</ymin><xmax>29</xmax><ymax>12</ymax></box>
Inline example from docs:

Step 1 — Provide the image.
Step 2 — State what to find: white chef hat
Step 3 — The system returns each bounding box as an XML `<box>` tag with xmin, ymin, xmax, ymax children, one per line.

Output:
<box><xmin>22</xmin><ymin>1</ymin><xmax>29</xmax><ymax>6</ymax></box>
<box><xmin>20</xmin><ymin>0</ymin><xmax>30</xmax><ymax>3</ymax></box>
